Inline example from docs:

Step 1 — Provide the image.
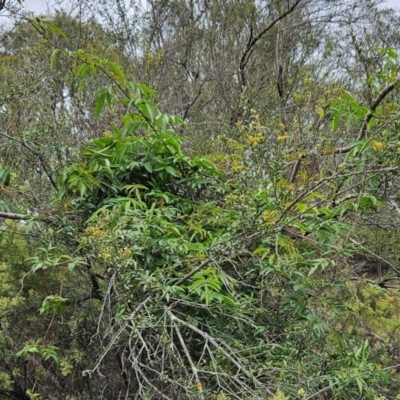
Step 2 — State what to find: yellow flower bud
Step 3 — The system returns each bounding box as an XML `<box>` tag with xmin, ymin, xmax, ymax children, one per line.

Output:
<box><xmin>372</xmin><ymin>141</ymin><xmax>384</xmax><ymax>153</ymax></box>
<box><xmin>298</xmin><ymin>388</ymin><xmax>306</xmax><ymax>397</ymax></box>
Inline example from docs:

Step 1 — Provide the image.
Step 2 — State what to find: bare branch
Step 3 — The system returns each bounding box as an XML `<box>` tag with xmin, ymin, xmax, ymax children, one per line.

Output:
<box><xmin>164</xmin><ymin>306</ymin><xmax>274</xmax><ymax>396</ymax></box>
<box><xmin>172</xmin><ymin>321</ymin><xmax>204</xmax><ymax>400</ymax></box>
<box><xmin>0</xmin><ymin>211</ymin><xmax>29</xmax><ymax>220</ymax></box>
<box><xmin>239</xmin><ymin>0</ymin><xmax>303</xmax><ymax>87</ymax></box>
<box><xmin>0</xmin><ymin>130</ymin><xmax>58</xmax><ymax>191</ymax></box>
<box><xmin>349</xmin><ymin>237</ymin><xmax>400</xmax><ymax>275</ymax></box>
<box><xmin>389</xmin><ymin>198</ymin><xmax>400</xmax><ymax>219</ymax></box>
<box><xmin>83</xmin><ymin>295</ymin><xmax>153</xmax><ymax>377</ymax></box>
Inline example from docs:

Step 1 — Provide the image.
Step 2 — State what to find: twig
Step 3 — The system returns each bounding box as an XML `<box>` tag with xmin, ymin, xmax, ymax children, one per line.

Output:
<box><xmin>83</xmin><ymin>295</ymin><xmax>152</xmax><ymax>377</ymax></box>
<box><xmin>0</xmin><ymin>130</ymin><xmax>57</xmax><ymax>190</ymax></box>
<box><xmin>164</xmin><ymin>306</ymin><xmax>274</xmax><ymax>396</ymax></box>
<box><xmin>389</xmin><ymin>198</ymin><xmax>400</xmax><ymax>219</ymax></box>
<box><xmin>173</xmin><ymin>258</ymin><xmax>213</xmax><ymax>287</ymax></box>
<box><xmin>172</xmin><ymin>321</ymin><xmax>204</xmax><ymax>400</ymax></box>
<box><xmin>348</xmin><ymin>237</ymin><xmax>400</xmax><ymax>275</ymax></box>
<box><xmin>239</xmin><ymin>0</ymin><xmax>303</xmax><ymax>87</ymax></box>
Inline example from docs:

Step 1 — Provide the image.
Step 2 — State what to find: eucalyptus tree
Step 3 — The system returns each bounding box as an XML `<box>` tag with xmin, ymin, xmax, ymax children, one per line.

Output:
<box><xmin>82</xmin><ymin>1</ymin><xmax>390</xmax><ymax>144</ymax></box>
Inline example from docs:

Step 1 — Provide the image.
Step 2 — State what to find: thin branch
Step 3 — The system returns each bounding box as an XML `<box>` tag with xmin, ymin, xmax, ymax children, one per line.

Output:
<box><xmin>173</xmin><ymin>258</ymin><xmax>213</xmax><ymax>287</ymax></box>
<box><xmin>0</xmin><ymin>130</ymin><xmax>57</xmax><ymax>190</ymax></box>
<box><xmin>389</xmin><ymin>198</ymin><xmax>400</xmax><ymax>219</ymax></box>
<box><xmin>281</xmin><ymin>166</ymin><xmax>398</xmax><ymax>220</ymax></box>
<box><xmin>164</xmin><ymin>307</ymin><xmax>274</xmax><ymax>396</ymax></box>
<box><xmin>289</xmin><ymin>80</ymin><xmax>399</xmax><ymax>183</ymax></box>
<box><xmin>349</xmin><ymin>237</ymin><xmax>400</xmax><ymax>275</ymax></box>
<box><xmin>349</xmin><ymin>276</ymin><xmax>400</xmax><ymax>289</ymax></box>
<box><xmin>172</xmin><ymin>322</ymin><xmax>204</xmax><ymax>400</ymax></box>
<box><xmin>0</xmin><ymin>211</ymin><xmax>28</xmax><ymax>220</ymax></box>
<box><xmin>83</xmin><ymin>295</ymin><xmax>152</xmax><ymax>377</ymax></box>
<box><xmin>239</xmin><ymin>0</ymin><xmax>303</xmax><ymax>87</ymax></box>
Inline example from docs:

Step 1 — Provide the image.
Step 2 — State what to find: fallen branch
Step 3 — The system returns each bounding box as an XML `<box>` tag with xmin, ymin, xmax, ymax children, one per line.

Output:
<box><xmin>0</xmin><ymin>211</ymin><xmax>29</xmax><ymax>220</ymax></box>
<box><xmin>164</xmin><ymin>306</ymin><xmax>274</xmax><ymax>396</ymax></box>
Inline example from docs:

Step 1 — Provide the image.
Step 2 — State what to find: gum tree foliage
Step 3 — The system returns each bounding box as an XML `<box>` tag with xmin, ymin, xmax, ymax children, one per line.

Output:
<box><xmin>0</xmin><ymin>2</ymin><xmax>400</xmax><ymax>400</ymax></box>
<box><xmin>87</xmin><ymin>1</ymin><xmax>392</xmax><ymax>145</ymax></box>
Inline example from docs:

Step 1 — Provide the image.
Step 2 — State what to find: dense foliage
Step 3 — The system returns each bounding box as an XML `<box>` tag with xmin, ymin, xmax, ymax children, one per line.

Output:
<box><xmin>1</xmin><ymin>1</ymin><xmax>400</xmax><ymax>399</ymax></box>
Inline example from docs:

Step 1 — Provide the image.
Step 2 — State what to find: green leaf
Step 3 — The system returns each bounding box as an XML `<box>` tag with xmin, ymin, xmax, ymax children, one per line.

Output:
<box><xmin>308</xmin><ymin>264</ymin><xmax>319</xmax><ymax>277</ymax></box>
<box><xmin>253</xmin><ymin>247</ymin><xmax>270</xmax><ymax>260</ymax></box>
<box><xmin>144</xmin><ymin>161</ymin><xmax>153</xmax><ymax>173</ymax></box>
<box><xmin>387</xmin><ymin>47</ymin><xmax>398</xmax><ymax>60</ymax></box>
<box><xmin>341</xmin><ymin>90</ymin><xmax>357</xmax><ymax>105</ymax></box>
<box><xmin>355</xmin><ymin>376</ymin><xmax>364</xmax><ymax>394</ymax></box>
<box><xmin>68</xmin><ymin>262</ymin><xmax>75</xmax><ymax>272</ymax></box>
<box><xmin>17</xmin><ymin>343</ymin><xmax>40</xmax><ymax>357</ymax></box>
<box><xmin>103</xmin><ymin>60</ymin><xmax>125</xmax><ymax>79</ymax></box>
<box><xmin>31</xmin><ymin>262</ymin><xmax>43</xmax><ymax>272</ymax></box>
<box><xmin>95</xmin><ymin>93</ymin><xmax>106</xmax><ymax>117</ymax></box>
<box><xmin>40</xmin><ymin>345</ymin><xmax>60</xmax><ymax>365</ymax></box>
<box><xmin>139</xmin><ymin>100</ymin><xmax>156</xmax><ymax>121</ymax></box>
<box><xmin>50</xmin><ymin>48</ymin><xmax>61</xmax><ymax>69</ymax></box>
<box><xmin>165</xmin><ymin>165</ymin><xmax>179</xmax><ymax>177</ymax></box>
<box><xmin>105</xmin><ymin>91</ymin><xmax>112</xmax><ymax>106</ymax></box>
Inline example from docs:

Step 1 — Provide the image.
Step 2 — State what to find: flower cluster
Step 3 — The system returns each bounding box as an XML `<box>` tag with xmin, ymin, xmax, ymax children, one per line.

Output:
<box><xmin>262</xmin><ymin>210</ymin><xmax>278</xmax><ymax>224</ymax></box>
<box><xmin>298</xmin><ymin>388</ymin><xmax>306</xmax><ymax>399</ymax></box>
<box><xmin>247</xmin><ymin>134</ymin><xmax>263</xmax><ymax>146</ymax></box>
<box><xmin>86</xmin><ymin>224</ymin><xmax>107</xmax><ymax>238</ymax></box>
<box><xmin>277</xmin><ymin>134</ymin><xmax>288</xmax><ymax>143</ymax></box>
<box><xmin>315</xmin><ymin>105</ymin><xmax>324</xmax><ymax>118</ymax></box>
<box><xmin>293</xmin><ymin>92</ymin><xmax>304</xmax><ymax>103</ymax></box>
<box><xmin>103</xmin><ymin>130</ymin><xmax>114</xmax><ymax>138</ymax></box>
<box><xmin>211</xmin><ymin>153</ymin><xmax>244</xmax><ymax>174</ymax></box>
<box><xmin>118</xmin><ymin>247</ymin><xmax>132</xmax><ymax>259</ymax></box>
<box><xmin>236</xmin><ymin>109</ymin><xmax>265</xmax><ymax>147</ymax></box>
<box><xmin>372</xmin><ymin>141</ymin><xmax>384</xmax><ymax>153</ymax></box>
<box><xmin>98</xmin><ymin>248</ymin><xmax>112</xmax><ymax>261</ymax></box>
<box><xmin>231</xmin><ymin>159</ymin><xmax>244</xmax><ymax>172</ymax></box>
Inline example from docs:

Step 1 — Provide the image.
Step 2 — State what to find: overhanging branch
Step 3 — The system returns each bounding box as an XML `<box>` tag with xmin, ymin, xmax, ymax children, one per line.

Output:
<box><xmin>336</xmin><ymin>79</ymin><xmax>399</xmax><ymax>154</ymax></box>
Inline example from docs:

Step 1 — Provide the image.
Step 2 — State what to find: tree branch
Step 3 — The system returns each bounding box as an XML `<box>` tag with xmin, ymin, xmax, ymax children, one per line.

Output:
<box><xmin>336</xmin><ymin>79</ymin><xmax>399</xmax><ymax>154</ymax></box>
<box><xmin>173</xmin><ymin>258</ymin><xmax>213</xmax><ymax>287</ymax></box>
<box><xmin>0</xmin><ymin>211</ymin><xmax>29</xmax><ymax>220</ymax></box>
<box><xmin>0</xmin><ymin>130</ymin><xmax>57</xmax><ymax>190</ymax></box>
<box><xmin>164</xmin><ymin>307</ymin><xmax>274</xmax><ymax>396</ymax></box>
<box><xmin>239</xmin><ymin>0</ymin><xmax>303</xmax><ymax>87</ymax></box>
